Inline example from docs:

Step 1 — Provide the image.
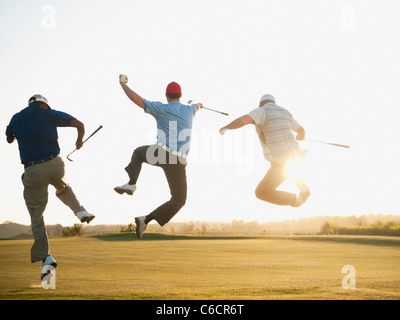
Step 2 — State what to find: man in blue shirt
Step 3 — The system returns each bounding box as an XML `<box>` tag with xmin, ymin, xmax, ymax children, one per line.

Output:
<box><xmin>114</xmin><ymin>75</ymin><xmax>201</xmax><ymax>239</ymax></box>
<box><xmin>6</xmin><ymin>94</ymin><xmax>95</xmax><ymax>281</ymax></box>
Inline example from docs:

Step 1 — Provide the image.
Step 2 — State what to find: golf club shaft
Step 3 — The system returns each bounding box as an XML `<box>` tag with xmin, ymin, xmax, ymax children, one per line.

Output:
<box><xmin>83</xmin><ymin>125</ymin><xmax>103</xmax><ymax>143</ymax></box>
<box><xmin>67</xmin><ymin>125</ymin><xmax>103</xmax><ymax>160</ymax></box>
<box><xmin>188</xmin><ymin>100</ymin><xmax>228</xmax><ymax>116</ymax></box>
<box><xmin>305</xmin><ymin>139</ymin><xmax>349</xmax><ymax>148</ymax></box>
<box><xmin>202</xmin><ymin>106</ymin><xmax>229</xmax><ymax>116</ymax></box>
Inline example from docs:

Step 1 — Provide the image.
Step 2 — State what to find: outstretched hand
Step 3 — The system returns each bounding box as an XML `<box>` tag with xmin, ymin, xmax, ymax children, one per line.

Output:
<box><xmin>219</xmin><ymin>127</ymin><xmax>228</xmax><ymax>135</ymax></box>
<box><xmin>190</xmin><ymin>102</ymin><xmax>203</xmax><ymax>111</ymax></box>
<box><xmin>119</xmin><ymin>74</ymin><xmax>128</xmax><ymax>84</ymax></box>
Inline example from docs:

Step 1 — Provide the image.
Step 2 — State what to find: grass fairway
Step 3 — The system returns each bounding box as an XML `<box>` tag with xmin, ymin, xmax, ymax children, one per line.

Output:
<box><xmin>0</xmin><ymin>233</ymin><xmax>399</xmax><ymax>300</ymax></box>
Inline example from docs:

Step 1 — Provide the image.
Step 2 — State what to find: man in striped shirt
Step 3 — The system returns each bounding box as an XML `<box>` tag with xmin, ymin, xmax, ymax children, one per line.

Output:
<box><xmin>219</xmin><ymin>94</ymin><xmax>310</xmax><ymax>207</ymax></box>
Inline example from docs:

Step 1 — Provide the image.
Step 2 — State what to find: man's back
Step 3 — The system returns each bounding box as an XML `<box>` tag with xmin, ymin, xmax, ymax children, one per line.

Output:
<box><xmin>143</xmin><ymin>99</ymin><xmax>197</xmax><ymax>154</ymax></box>
<box><xmin>258</xmin><ymin>103</ymin><xmax>297</xmax><ymax>143</ymax></box>
<box><xmin>6</xmin><ymin>103</ymin><xmax>73</xmax><ymax>163</ymax></box>
<box><xmin>248</xmin><ymin>103</ymin><xmax>301</xmax><ymax>163</ymax></box>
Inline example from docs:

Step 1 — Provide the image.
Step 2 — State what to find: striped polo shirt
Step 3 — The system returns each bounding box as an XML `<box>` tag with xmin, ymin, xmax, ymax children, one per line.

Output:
<box><xmin>248</xmin><ymin>103</ymin><xmax>302</xmax><ymax>164</ymax></box>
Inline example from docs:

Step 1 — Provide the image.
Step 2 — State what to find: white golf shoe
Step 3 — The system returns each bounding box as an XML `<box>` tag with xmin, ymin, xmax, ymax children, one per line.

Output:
<box><xmin>114</xmin><ymin>183</ymin><xmax>137</xmax><ymax>195</ymax></box>
<box><xmin>292</xmin><ymin>195</ymin><xmax>306</xmax><ymax>207</ymax></box>
<box><xmin>291</xmin><ymin>185</ymin><xmax>311</xmax><ymax>207</ymax></box>
<box><xmin>76</xmin><ymin>208</ymin><xmax>95</xmax><ymax>224</ymax></box>
<box><xmin>135</xmin><ymin>216</ymin><xmax>147</xmax><ymax>239</ymax></box>
<box><xmin>41</xmin><ymin>255</ymin><xmax>57</xmax><ymax>281</ymax></box>
<box><xmin>299</xmin><ymin>184</ymin><xmax>311</xmax><ymax>199</ymax></box>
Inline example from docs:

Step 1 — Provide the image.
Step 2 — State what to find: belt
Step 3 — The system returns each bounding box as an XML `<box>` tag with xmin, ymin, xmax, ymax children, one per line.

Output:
<box><xmin>23</xmin><ymin>153</ymin><xmax>59</xmax><ymax>168</ymax></box>
<box><xmin>157</xmin><ymin>143</ymin><xmax>187</xmax><ymax>159</ymax></box>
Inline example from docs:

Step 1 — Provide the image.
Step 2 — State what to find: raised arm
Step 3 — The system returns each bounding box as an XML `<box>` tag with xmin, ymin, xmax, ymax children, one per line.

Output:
<box><xmin>219</xmin><ymin>115</ymin><xmax>255</xmax><ymax>135</ymax></box>
<box><xmin>119</xmin><ymin>74</ymin><xmax>145</xmax><ymax>110</ymax></box>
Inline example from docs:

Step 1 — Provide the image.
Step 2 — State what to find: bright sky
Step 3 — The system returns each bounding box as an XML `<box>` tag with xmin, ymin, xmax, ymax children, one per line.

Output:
<box><xmin>1</xmin><ymin>0</ymin><xmax>400</xmax><ymax>227</ymax></box>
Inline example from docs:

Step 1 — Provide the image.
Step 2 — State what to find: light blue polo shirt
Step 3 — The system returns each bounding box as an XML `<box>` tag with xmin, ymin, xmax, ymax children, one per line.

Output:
<box><xmin>143</xmin><ymin>99</ymin><xmax>197</xmax><ymax>155</ymax></box>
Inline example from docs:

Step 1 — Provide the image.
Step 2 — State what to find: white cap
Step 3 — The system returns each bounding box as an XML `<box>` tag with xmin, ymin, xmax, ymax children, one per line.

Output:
<box><xmin>260</xmin><ymin>94</ymin><xmax>275</xmax><ymax>103</ymax></box>
<box><xmin>28</xmin><ymin>94</ymin><xmax>50</xmax><ymax>108</ymax></box>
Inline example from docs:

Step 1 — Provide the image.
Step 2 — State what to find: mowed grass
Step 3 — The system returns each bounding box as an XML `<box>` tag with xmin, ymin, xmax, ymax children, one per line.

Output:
<box><xmin>0</xmin><ymin>233</ymin><xmax>399</xmax><ymax>300</ymax></box>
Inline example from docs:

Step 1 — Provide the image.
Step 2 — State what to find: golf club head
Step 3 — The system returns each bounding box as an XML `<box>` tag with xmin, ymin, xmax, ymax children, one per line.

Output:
<box><xmin>64</xmin><ymin>125</ymin><xmax>103</xmax><ymax>163</ymax></box>
<box><xmin>66</xmin><ymin>150</ymin><xmax>75</xmax><ymax>162</ymax></box>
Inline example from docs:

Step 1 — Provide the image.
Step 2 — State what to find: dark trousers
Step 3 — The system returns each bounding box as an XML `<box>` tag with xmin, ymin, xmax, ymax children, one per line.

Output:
<box><xmin>254</xmin><ymin>162</ymin><xmax>297</xmax><ymax>206</ymax></box>
<box><xmin>125</xmin><ymin>145</ymin><xmax>187</xmax><ymax>226</ymax></box>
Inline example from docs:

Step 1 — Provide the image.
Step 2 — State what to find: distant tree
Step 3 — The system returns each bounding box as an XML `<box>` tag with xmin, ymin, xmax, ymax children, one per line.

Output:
<box><xmin>201</xmin><ymin>223</ymin><xmax>207</xmax><ymax>236</ymax></box>
<box><xmin>320</xmin><ymin>222</ymin><xmax>339</xmax><ymax>235</ymax></box>
<box><xmin>180</xmin><ymin>222</ymin><xmax>194</xmax><ymax>234</ymax></box>
<box><xmin>120</xmin><ymin>223</ymin><xmax>135</xmax><ymax>233</ymax></box>
<box><xmin>63</xmin><ymin>224</ymin><xmax>83</xmax><ymax>237</ymax></box>
<box><xmin>48</xmin><ymin>224</ymin><xmax>63</xmax><ymax>237</ymax></box>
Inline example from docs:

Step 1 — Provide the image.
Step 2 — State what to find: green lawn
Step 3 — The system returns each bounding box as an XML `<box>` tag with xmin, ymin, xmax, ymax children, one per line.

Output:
<box><xmin>0</xmin><ymin>234</ymin><xmax>399</xmax><ymax>300</ymax></box>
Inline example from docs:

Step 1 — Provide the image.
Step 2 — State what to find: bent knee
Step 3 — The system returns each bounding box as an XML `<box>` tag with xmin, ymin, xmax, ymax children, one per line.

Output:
<box><xmin>176</xmin><ymin>198</ymin><xmax>186</xmax><ymax>207</ymax></box>
<box><xmin>255</xmin><ymin>188</ymin><xmax>264</xmax><ymax>200</ymax></box>
<box><xmin>255</xmin><ymin>187</ymin><xmax>274</xmax><ymax>201</ymax></box>
<box><xmin>171</xmin><ymin>196</ymin><xmax>186</xmax><ymax>208</ymax></box>
<box><xmin>55</xmin><ymin>184</ymin><xmax>70</xmax><ymax>196</ymax></box>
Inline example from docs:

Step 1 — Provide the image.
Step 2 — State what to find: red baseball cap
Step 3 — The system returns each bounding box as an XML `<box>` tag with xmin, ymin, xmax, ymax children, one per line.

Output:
<box><xmin>166</xmin><ymin>82</ymin><xmax>182</xmax><ymax>94</ymax></box>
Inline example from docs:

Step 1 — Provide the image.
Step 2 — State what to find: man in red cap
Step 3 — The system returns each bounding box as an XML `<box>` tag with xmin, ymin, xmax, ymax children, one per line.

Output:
<box><xmin>115</xmin><ymin>75</ymin><xmax>202</xmax><ymax>238</ymax></box>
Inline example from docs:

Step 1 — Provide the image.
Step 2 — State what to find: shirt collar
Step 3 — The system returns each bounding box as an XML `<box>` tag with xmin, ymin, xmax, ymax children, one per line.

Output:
<box><xmin>28</xmin><ymin>102</ymin><xmax>51</xmax><ymax>110</ymax></box>
<box><xmin>168</xmin><ymin>100</ymin><xmax>181</xmax><ymax>106</ymax></box>
<box><xmin>28</xmin><ymin>102</ymin><xmax>41</xmax><ymax>108</ymax></box>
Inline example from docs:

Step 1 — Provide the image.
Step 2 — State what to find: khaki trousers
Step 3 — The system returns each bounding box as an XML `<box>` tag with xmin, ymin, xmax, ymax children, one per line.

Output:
<box><xmin>22</xmin><ymin>156</ymin><xmax>83</xmax><ymax>263</ymax></box>
<box><xmin>255</xmin><ymin>162</ymin><xmax>297</xmax><ymax>206</ymax></box>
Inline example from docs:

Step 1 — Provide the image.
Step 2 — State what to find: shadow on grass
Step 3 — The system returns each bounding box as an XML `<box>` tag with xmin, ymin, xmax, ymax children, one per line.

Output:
<box><xmin>290</xmin><ymin>236</ymin><xmax>400</xmax><ymax>247</ymax></box>
<box><xmin>90</xmin><ymin>232</ymin><xmax>253</xmax><ymax>242</ymax></box>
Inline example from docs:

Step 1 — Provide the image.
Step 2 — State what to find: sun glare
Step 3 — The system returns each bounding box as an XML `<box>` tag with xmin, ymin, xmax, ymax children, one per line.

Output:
<box><xmin>285</xmin><ymin>157</ymin><xmax>307</xmax><ymax>185</ymax></box>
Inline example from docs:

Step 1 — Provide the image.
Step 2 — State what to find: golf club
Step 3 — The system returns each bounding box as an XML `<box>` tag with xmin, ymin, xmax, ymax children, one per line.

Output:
<box><xmin>67</xmin><ymin>125</ymin><xmax>103</xmax><ymax>161</ymax></box>
<box><xmin>305</xmin><ymin>139</ymin><xmax>350</xmax><ymax>149</ymax></box>
<box><xmin>188</xmin><ymin>100</ymin><xmax>229</xmax><ymax>116</ymax></box>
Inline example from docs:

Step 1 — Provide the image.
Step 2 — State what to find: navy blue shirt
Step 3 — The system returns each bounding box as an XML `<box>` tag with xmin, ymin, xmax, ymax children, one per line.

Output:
<box><xmin>6</xmin><ymin>103</ymin><xmax>74</xmax><ymax>164</ymax></box>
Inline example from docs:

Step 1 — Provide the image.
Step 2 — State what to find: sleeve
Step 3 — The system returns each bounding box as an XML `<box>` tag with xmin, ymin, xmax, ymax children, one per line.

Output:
<box><xmin>5</xmin><ymin>121</ymin><xmax>14</xmax><ymax>140</ymax></box>
<box><xmin>189</xmin><ymin>104</ymin><xmax>197</xmax><ymax>116</ymax></box>
<box><xmin>143</xmin><ymin>99</ymin><xmax>164</xmax><ymax>118</ymax></box>
<box><xmin>47</xmin><ymin>109</ymin><xmax>74</xmax><ymax>127</ymax></box>
<box><xmin>291</xmin><ymin>118</ymin><xmax>301</xmax><ymax>131</ymax></box>
<box><xmin>248</xmin><ymin>108</ymin><xmax>266</xmax><ymax>126</ymax></box>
